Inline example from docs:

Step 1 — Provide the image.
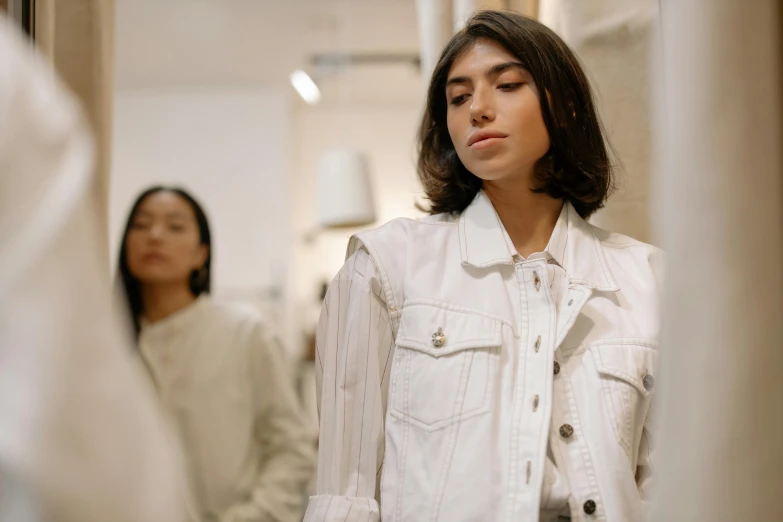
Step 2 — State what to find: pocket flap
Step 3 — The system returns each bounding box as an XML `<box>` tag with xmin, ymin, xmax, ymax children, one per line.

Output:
<box><xmin>396</xmin><ymin>303</ymin><xmax>501</xmax><ymax>357</ymax></box>
<box><xmin>591</xmin><ymin>342</ymin><xmax>658</xmax><ymax>397</ymax></box>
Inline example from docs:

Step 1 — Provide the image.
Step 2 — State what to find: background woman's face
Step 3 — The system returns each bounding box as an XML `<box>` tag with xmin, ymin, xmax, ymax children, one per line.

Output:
<box><xmin>125</xmin><ymin>191</ymin><xmax>208</xmax><ymax>287</ymax></box>
<box><xmin>446</xmin><ymin>38</ymin><xmax>551</xmax><ymax>186</ymax></box>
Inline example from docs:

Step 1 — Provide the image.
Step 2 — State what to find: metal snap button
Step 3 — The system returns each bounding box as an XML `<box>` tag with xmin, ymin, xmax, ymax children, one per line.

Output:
<box><xmin>431</xmin><ymin>328</ymin><xmax>446</xmax><ymax>347</ymax></box>
<box><xmin>559</xmin><ymin>424</ymin><xmax>574</xmax><ymax>438</ymax></box>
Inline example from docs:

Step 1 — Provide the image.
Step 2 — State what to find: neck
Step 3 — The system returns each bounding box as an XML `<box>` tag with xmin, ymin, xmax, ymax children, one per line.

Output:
<box><xmin>483</xmin><ymin>179</ymin><xmax>563</xmax><ymax>258</ymax></box>
<box><xmin>141</xmin><ymin>283</ymin><xmax>198</xmax><ymax>324</ymax></box>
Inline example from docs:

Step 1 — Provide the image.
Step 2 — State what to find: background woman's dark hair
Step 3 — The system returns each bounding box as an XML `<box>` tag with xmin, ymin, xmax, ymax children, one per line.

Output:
<box><xmin>117</xmin><ymin>186</ymin><xmax>212</xmax><ymax>337</ymax></box>
<box><xmin>418</xmin><ymin>10</ymin><xmax>615</xmax><ymax>218</ymax></box>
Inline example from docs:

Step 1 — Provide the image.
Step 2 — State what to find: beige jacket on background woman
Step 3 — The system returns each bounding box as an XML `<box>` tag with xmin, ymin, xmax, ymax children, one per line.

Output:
<box><xmin>140</xmin><ymin>295</ymin><xmax>316</xmax><ymax>522</ymax></box>
<box><xmin>0</xmin><ymin>17</ymin><xmax>189</xmax><ymax>522</ymax></box>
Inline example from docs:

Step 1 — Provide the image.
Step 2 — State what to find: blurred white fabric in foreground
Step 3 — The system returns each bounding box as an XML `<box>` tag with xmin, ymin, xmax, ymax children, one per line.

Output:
<box><xmin>0</xmin><ymin>16</ymin><xmax>189</xmax><ymax>522</ymax></box>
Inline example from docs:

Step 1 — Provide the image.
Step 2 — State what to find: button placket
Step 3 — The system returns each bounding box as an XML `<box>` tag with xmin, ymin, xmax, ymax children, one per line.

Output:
<box><xmin>510</xmin><ymin>259</ymin><xmax>559</xmax><ymax>516</ymax></box>
<box><xmin>550</xmin><ymin>359</ymin><xmax>603</xmax><ymax>522</ymax></box>
<box><xmin>528</xmin><ymin>262</ymin><xmax>552</xmax><ymax>507</ymax></box>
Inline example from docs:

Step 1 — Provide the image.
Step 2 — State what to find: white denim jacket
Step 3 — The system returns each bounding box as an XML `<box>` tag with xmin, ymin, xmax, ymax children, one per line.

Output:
<box><xmin>306</xmin><ymin>191</ymin><xmax>662</xmax><ymax>522</ymax></box>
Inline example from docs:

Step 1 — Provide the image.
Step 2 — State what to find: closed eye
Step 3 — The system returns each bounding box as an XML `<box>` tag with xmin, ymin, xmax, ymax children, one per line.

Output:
<box><xmin>498</xmin><ymin>82</ymin><xmax>524</xmax><ymax>91</ymax></box>
<box><xmin>450</xmin><ymin>94</ymin><xmax>470</xmax><ymax>106</ymax></box>
<box><xmin>131</xmin><ymin>221</ymin><xmax>150</xmax><ymax>230</ymax></box>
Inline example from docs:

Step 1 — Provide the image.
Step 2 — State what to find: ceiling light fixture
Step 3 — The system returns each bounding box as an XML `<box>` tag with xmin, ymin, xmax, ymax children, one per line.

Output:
<box><xmin>289</xmin><ymin>69</ymin><xmax>321</xmax><ymax>105</ymax></box>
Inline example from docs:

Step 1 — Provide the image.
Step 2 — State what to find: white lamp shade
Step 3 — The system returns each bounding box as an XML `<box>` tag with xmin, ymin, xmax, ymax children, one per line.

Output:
<box><xmin>316</xmin><ymin>148</ymin><xmax>376</xmax><ymax>228</ymax></box>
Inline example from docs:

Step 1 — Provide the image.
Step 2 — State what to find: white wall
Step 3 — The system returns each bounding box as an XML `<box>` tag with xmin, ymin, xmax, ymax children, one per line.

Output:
<box><xmin>288</xmin><ymin>104</ymin><xmax>425</xmax><ymax>357</ymax></box>
<box><xmin>110</xmin><ymin>89</ymin><xmax>292</xmax><ymax>337</ymax></box>
<box><xmin>111</xmin><ymin>0</ymin><xmax>423</xmax><ymax>366</ymax></box>
<box><xmin>541</xmin><ymin>0</ymin><xmax>659</xmax><ymax>243</ymax></box>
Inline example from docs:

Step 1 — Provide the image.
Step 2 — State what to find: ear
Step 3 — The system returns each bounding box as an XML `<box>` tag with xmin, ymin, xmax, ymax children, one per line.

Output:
<box><xmin>194</xmin><ymin>244</ymin><xmax>209</xmax><ymax>269</ymax></box>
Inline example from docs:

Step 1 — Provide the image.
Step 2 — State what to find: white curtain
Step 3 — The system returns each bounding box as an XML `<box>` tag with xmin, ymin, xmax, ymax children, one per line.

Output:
<box><xmin>652</xmin><ymin>1</ymin><xmax>783</xmax><ymax>520</ymax></box>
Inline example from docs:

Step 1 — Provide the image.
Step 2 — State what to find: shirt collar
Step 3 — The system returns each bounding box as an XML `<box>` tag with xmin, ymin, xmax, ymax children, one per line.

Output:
<box><xmin>458</xmin><ymin>190</ymin><xmax>619</xmax><ymax>291</ymax></box>
<box><xmin>140</xmin><ymin>294</ymin><xmax>210</xmax><ymax>337</ymax></box>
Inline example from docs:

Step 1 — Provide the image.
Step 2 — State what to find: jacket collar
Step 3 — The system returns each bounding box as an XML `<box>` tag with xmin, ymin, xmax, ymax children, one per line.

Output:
<box><xmin>458</xmin><ymin>191</ymin><xmax>619</xmax><ymax>292</ymax></box>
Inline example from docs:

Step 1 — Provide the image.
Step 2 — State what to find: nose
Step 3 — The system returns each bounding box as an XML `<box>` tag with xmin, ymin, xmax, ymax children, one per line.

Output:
<box><xmin>148</xmin><ymin>223</ymin><xmax>164</xmax><ymax>241</ymax></box>
<box><xmin>469</xmin><ymin>86</ymin><xmax>496</xmax><ymax>125</ymax></box>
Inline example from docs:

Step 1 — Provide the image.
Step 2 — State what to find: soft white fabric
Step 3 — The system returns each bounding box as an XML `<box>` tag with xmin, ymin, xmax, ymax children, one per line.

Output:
<box><xmin>653</xmin><ymin>1</ymin><xmax>783</xmax><ymax>521</ymax></box>
<box><xmin>140</xmin><ymin>296</ymin><xmax>316</xmax><ymax>522</ymax></box>
<box><xmin>0</xmin><ymin>16</ymin><xmax>189</xmax><ymax>522</ymax></box>
<box><xmin>305</xmin><ymin>191</ymin><xmax>661</xmax><ymax>522</ymax></box>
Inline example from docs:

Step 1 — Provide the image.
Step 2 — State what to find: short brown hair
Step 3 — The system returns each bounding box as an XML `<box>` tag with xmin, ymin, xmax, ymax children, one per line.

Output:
<box><xmin>417</xmin><ymin>10</ymin><xmax>615</xmax><ymax>218</ymax></box>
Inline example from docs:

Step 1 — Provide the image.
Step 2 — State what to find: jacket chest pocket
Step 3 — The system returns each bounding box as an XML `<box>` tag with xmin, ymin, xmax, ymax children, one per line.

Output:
<box><xmin>390</xmin><ymin>303</ymin><xmax>501</xmax><ymax>431</ymax></box>
<box><xmin>590</xmin><ymin>342</ymin><xmax>658</xmax><ymax>460</ymax></box>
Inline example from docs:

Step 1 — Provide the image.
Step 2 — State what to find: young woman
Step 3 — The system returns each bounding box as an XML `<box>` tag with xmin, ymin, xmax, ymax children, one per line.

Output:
<box><xmin>305</xmin><ymin>11</ymin><xmax>661</xmax><ymax>522</ymax></box>
<box><xmin>118</xmin><ymin>187</ymin><xmax>315</xmax><ymax>522</ymax></box>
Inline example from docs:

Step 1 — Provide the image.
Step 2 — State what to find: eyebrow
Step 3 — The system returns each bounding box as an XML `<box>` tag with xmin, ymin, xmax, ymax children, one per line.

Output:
<box><xmin>446</xmin><ymin>61</ymin><xmax>526</xmax><ymax>87</ymax></box>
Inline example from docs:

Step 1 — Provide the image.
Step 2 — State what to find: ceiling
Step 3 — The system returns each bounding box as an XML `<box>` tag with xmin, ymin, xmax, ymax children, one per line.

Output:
<box><xmin>114</xmin><ymin>0</ymin><xmax>424</xmax><ymax>106</ymax></box>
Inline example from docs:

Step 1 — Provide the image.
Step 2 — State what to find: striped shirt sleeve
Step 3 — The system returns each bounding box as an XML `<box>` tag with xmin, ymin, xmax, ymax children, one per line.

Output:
<box><xmin>304</xmin><ymin>249</ymin><xmax>395</xmax><ymax>522</ymax></box>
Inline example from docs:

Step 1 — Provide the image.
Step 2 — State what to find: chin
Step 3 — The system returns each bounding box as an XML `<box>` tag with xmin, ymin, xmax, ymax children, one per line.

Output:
<box><xmin>466</xmin><ymin>165</ymin><xmax>515</xmax><ymax>183</ymax></box>
<box><xmin>469</xmin><ymin>160</ymin><xmax>538</xmax><ymax>185</ymax></box>
<box><xmin>130</xmin><ymin>269</ymin><xmax>179</xmax><ymax>285</ymax></box>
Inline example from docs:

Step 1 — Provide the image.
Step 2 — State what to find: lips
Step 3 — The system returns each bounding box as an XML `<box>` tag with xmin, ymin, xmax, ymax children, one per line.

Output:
<box><xmin>142</xmin><ymin>252</ymin><xmax>167</xmax><ymax>263</ymax></box>
<box><xmin>467</xmin><ymin>129</ymin><xmax>508</xmax><ymax>147</ymax></box>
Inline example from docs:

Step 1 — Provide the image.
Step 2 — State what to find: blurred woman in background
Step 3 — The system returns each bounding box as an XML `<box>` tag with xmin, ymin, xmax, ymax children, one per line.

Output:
<box><xmin>118</xmin><ymin>186</ymin><xmax>315</xmax><ymax>522</ymax></box>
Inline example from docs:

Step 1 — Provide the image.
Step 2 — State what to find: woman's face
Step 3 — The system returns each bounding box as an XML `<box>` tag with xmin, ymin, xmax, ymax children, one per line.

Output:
<box><xmin>125</xmin><ymin>191</ymin><xmax>208</xmax><ymax>287</ymax></box>
<box><xmin>446</xmin><ymin>38</ymin><xmax>550</xmax><ymax>186</ymax></box>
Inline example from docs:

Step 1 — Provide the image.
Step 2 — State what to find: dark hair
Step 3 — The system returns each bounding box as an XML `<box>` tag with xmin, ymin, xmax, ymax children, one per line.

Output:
<box><xmin>417</xmin><ymin>10</ymin><xmax>615</xmax><ymax>218</ymax></box>
<box><xmin>117</xmin><ymin>186</ymin><xmax>212</xmax><ymax>336</ymax></box>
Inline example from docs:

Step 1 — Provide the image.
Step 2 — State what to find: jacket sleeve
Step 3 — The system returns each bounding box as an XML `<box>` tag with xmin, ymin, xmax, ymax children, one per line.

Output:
<box><xmin>220</xmin><ymin>320</ymin><xmax>317</xmax><ymax>522</ymax></box>
<box><xmin>303</xmin><ymin>249</ymin><xmax>395</xmax><ymax>522</ymax></box>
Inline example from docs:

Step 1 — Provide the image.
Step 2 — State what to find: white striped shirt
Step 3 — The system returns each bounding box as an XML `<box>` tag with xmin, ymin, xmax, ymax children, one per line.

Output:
<box><xmin>309</xmin><ymin>250</ymin><xmax>391</xmax><ymax>520</ymax></box>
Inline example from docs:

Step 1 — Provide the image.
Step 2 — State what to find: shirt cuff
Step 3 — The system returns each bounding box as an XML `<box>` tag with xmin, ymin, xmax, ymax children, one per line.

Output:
<box><xmin>304</xmin><ymin>495</ymin><xmax>380</xmax><ymax>522</ymax></box>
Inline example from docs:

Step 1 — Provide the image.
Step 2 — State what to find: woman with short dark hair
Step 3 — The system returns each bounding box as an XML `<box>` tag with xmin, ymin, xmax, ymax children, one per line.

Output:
<box><xmin>306</xmin><ymin>11</ymin><xmax>661</xmax><ymax>522</ymax></box>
